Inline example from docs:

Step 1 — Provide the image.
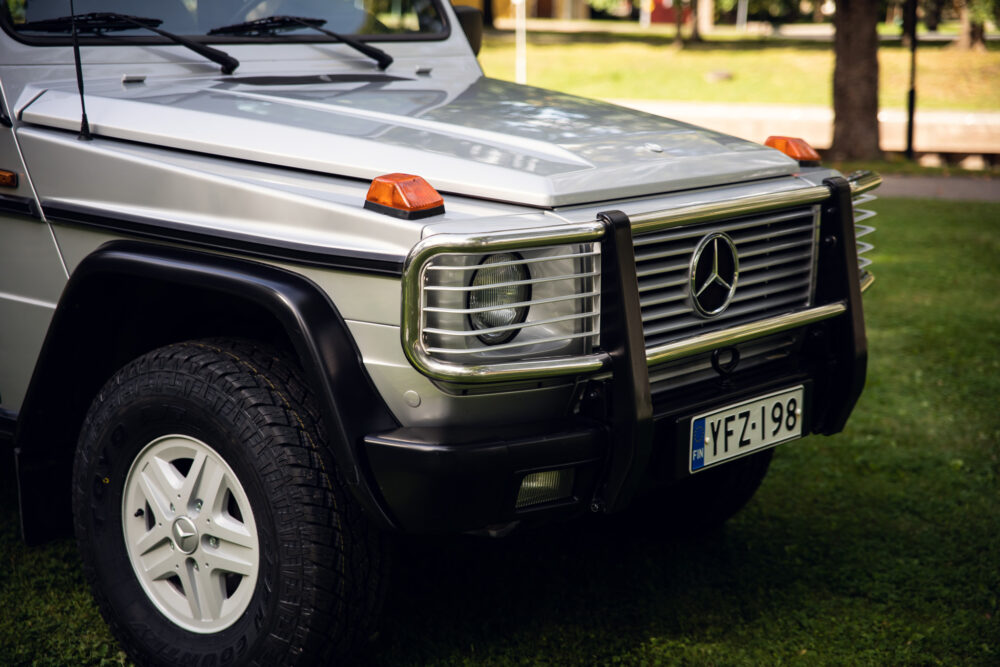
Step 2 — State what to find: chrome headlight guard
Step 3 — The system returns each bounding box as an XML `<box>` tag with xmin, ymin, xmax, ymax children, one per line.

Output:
<box><xmin>401</xmin><ymin>222</ymin><xmax>609</xmax><ymax>384</ymax></box>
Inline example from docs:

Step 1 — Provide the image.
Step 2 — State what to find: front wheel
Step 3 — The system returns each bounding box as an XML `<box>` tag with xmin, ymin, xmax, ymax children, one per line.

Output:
<box><xmin>73</xmin><ymin>339</ymin><xmax>387</xmax><ymax>665</ymax></box>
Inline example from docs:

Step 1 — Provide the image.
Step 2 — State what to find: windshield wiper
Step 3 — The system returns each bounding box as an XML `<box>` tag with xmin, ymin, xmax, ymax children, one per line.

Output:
<box><xmin>19</xmin><ymin>12</ymin><xmax>239</xmax><ymax>74</ymax></box>
<box><xmin>208</xmin><ymin>16</ymin><xmax>392</xmax><ymax>71</ymax></box>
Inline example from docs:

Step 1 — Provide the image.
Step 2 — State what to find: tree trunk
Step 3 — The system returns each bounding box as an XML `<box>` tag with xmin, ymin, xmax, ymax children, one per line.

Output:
<box><xmin>924</xmin><ymin>0</ymin><xmax>946</xmax><ymax>31</ymax></box>
<box><xmin>674</xmin><ymin>0</ymin><xmax>685</xmax><ymax>46</ymax></box>
<box><xmin>691</xmin><ymin>0</ymin><xmax>703</xmax><ymax>42</ymax></box>
<box><xmin>830</xmin><ymin>0</ymin><xmax>881</xmax><ymax>161</ymax></box>
<box><xmin>955</xmin><ymin>2</ymin><xmax>987</xmax><ymax>50</ymax></box>
<box><xmin>481</xmin><ymin>0</ymin><xmax>494</xmax><ymax>30</ymax></box>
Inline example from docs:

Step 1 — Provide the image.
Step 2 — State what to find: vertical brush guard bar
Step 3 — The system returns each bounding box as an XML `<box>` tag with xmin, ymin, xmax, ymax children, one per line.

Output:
<box><xmin>814</xmin><ymin>176</ymin><xmax>868</xmax><ymax>433</ymax></box>
<box><xmin>594</xmin><ymin>211</ymin><xmax>653</xmax><ymax>512</ymax></box>
<box><xmin>593</xmin><ymin>177</ymin><xmax>867</xmax><ymax>511</ymax></box>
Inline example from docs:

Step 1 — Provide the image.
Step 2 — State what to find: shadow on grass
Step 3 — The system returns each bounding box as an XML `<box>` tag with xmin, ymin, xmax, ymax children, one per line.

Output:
<box><xmin>366</xmin><ymin>481</ymin><xmax>970</xmax><ymax>665</ymax></box>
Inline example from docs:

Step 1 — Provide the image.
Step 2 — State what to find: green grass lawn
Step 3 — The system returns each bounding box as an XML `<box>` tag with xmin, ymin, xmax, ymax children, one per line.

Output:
<box><xmin>478</xmin><ymin>31</ymin><xmax>1000</xmax><ymax>112</ymax></box>
<box><xmin>2</xmin><ymin>198</ymin><xmax>999</xmax><ymax>665</ymax></box>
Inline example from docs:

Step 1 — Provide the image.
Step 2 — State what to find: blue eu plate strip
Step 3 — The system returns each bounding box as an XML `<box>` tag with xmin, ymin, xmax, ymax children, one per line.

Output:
<box><xmin>691</xmin><ymin>417</ymin><xmax>706</xmax><ymax>471</ymax></box>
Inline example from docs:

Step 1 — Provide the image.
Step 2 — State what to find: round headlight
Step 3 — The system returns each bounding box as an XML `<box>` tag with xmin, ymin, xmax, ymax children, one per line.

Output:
<box><xmin>467</xmin><ymin>253</ymin><xmax>531</xmax><ymax>345</ymax></box>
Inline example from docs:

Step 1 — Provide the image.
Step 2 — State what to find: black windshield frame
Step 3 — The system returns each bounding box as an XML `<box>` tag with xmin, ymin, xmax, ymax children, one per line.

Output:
<box><xmin>0</xmin><ymin>1</ymin><xmax>453</xmax><ymax>47</ymax></box>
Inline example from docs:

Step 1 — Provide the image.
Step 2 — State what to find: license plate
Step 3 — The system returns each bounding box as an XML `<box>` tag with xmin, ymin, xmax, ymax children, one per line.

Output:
<box><xmin>690</xmin><ymin>386</ymin><xmax>804</xmax><ymax>472</ymax></box>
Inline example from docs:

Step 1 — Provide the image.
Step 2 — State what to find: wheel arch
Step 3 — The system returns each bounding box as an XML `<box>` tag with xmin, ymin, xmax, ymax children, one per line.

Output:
<box><xmin>14</xmin><ymin>240</ymin><xmax>399</xmax><ymax>544</ymax></box>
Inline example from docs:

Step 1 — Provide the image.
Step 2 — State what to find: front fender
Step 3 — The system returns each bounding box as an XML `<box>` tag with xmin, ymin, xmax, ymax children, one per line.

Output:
<box><xmin>15</xmin><ymin>241</ymin><xmax>399</xmax><ymax>543</ymax></box>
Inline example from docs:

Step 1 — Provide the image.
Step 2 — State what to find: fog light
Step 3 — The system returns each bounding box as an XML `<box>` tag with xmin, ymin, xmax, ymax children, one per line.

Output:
<box><xmin>515</xmin><ymin>468</ymin><xmax>575</xmax><ymax>509</ymax></box>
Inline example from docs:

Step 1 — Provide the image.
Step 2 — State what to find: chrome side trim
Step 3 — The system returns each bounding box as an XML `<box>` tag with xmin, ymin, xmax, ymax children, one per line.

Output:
<box><xmin>629</xmin><ymin>185</ymin><xmax>830</xmax><ymax>235</ymax></box>
<box><xmin>846</xmin><ymin>170</ymin><xmax>882</xmax><ymax>196</ymax></box>
<box><xmin>646</xmin><ymin>303</ymin><xmax>847</xmax><ymax>367</ymax></box>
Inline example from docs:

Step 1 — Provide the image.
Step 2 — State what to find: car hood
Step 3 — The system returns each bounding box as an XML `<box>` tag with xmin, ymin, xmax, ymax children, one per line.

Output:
<box><xmin>18</xmin><ymin>74</ymin><xmax>798</xmax><ymax>207</ymax></box>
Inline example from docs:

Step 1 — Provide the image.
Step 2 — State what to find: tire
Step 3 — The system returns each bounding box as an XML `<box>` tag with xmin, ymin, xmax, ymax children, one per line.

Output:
<box><xmin>72</xmin><ymin>339</ymin><xmax>388</xmax><ymax>666</ymax></box>
<box><xmin>651</xmin><ymin>448</ymin><xmax>775</xmax><ymax>535</ymax></box>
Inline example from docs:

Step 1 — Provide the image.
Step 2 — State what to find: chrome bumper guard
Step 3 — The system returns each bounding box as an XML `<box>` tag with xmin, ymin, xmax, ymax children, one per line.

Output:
<box><xmin>401</xmin><ymin>171</ymin><xmax>879</xmax><ymax>384</ymax></box>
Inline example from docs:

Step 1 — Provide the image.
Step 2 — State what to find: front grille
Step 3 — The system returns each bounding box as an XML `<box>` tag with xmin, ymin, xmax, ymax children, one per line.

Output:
<box><xmin>633</xmin><ymin>206</ymin><xmax>819</xmax><ymax>350</ymax></box>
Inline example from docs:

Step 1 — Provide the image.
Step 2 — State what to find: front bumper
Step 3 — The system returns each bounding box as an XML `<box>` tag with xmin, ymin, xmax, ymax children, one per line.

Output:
<box><xmin>364</xmin><ymin>175</ymin><xmax>872</xmax><ymax>533</ymax></box>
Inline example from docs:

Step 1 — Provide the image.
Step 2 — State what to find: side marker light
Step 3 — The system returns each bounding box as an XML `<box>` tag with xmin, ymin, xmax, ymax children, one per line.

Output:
<box><xmin>0</xmin><ymin>170</ymin><xmax>18</xmax><ymax>188</ymax></box>
<box><xmin>764</xmin><ymin>136</ymin><xmax>821</xmax><ymax>165</ymax></box>
<box><xmin>365</xmin><ymin>173</ymin><xmax>445</xmax><ymax>220</ymax></box>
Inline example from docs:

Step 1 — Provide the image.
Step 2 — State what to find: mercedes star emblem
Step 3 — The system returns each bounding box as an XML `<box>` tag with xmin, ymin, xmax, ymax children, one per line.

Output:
<box><xmin>689</xmin><ymin>232</ymin><xmax>739</xmax><ymax>318</ymax></box>
<box><xmin>171</xmin><ymin>516</ymin><xmax>199</xmax><ymax>554</ymax></box>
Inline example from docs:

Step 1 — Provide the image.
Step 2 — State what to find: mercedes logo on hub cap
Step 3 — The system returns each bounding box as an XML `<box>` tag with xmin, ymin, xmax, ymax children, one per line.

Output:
<box><xmin>689</xmin><ymin>232</ymin><xmax>739</xmax><ymax>318</ymax></box>
<box><xmin>171</xmin><ymin>516</ymin><xmax>199</xmax><ymax>554</ymax></box>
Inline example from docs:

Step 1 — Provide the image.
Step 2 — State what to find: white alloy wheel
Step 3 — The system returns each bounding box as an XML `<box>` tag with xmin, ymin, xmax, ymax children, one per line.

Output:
<box><xmin>121</xmin><ymin>434</ymin><xmax>260</xmax><ymax>633</ymax></box>
<box><xmin>75</xmin><ymin>340</ymin><xmax>388</xmax><ymax>664</ymax></box>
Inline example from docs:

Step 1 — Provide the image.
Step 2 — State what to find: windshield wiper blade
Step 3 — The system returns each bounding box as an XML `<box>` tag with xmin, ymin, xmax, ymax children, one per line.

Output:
<box><xmin>208</xmin><ymin>16</ymin><xmax>392</xmax><ymax>71</ymax></box>
<box><xmin>19</xmin><ymin>12</ymin><xmax>239</xmax><ymax>74</ymax></box>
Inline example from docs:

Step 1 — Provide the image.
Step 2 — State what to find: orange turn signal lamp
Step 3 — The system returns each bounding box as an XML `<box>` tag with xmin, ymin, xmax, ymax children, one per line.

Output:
<box><xmin>364</xmin><ymin>173</ymin><xmax>445</xmax><ymax>220</ymax></box>
<box><xmin>764</xmin><ymin>136</ymin><xmax>821</xmax><ymax>165</ymax></box>
<box><xmin>0</xmin><ymin>169</ymin><xmax>17</xmax><ymax>188</ymax></box>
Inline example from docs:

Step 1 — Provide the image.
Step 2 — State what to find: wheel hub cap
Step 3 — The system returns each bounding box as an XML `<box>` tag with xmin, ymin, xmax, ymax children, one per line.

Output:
<box><xmin>121</xmin><ymin>435</ymin><xmax>260</xmax><ymax>633</ymax></box>
<box><xmin>171</xmin><ymin>516</ymin><xmax>199</xmax><ymax>554</ymax></box>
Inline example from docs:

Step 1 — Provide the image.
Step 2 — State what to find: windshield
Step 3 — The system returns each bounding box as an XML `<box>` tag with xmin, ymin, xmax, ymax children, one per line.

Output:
<box><xmin>4</xmin><ymin>0</ymin><xmax>446</xmax><ymax>39</ymax></box>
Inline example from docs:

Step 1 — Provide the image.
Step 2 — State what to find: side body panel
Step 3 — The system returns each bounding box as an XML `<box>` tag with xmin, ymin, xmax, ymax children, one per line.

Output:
<box><xmin>0</xmin><ymin>78</ymin><xmax>66</xmax><ymax>412</ymax></box>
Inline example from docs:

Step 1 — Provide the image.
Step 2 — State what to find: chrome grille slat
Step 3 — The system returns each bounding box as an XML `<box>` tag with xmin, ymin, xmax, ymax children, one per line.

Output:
<box><xmin>636</xmin><ymin>259</ymin><xmax>689</xmax><ymax>278</ymax></box>
<box><xmin>643</xmin><ymin>292</ymin><xmax>808</xmax><ymax>340</ymax></box>
<box><xmin>632</xmin><ymin>204</ymin><xmax>818</xmax><ymax>351</ymax></box>
<box><xmin>632</xmin><ymin>209</ymin><xmax>809</xmax><ymax>247</ymax></box>
<box><xmin>737</xmin><ymin>265</ymin><xmax>812</xmax><ymax>288</ymax></box>
<box><xmin>738</xmin><ymin>251</ymin><xmax>812</xmax><ymax>271</ymax></box>
<box><xmin>728</xmin><ymin>222</ymin><xmax>814</xmax><ymax>245</ymax></box>
<box><xmin>736</xmin><ymin>238</ymin><xmax>813</xmax><ymax>259</ymax></box>
<box><xmin>644</xmin><ymin>305</ymin><xmax>807</xmax><ymax>348</ymax></box>
<box><xmin>640</xmin><ymin>291</ymin><xmax>687</xmax><ymax>309</ymax></box>
<box><xmin>638</xmin><ymin>276</ymin><xmax>687</xmax><ymax>294</ymax></box>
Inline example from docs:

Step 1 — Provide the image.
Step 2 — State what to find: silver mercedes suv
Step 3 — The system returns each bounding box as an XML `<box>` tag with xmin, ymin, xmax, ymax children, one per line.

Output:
<box><xmin>0</xmin><ymin>0</ymin><xmax>879</xmax><ymax>663</ymax></box>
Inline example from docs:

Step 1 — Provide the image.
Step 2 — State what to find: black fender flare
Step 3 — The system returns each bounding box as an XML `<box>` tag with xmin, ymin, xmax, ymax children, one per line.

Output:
<box><xmin>15</xmin><ymin>240</ymin><xmax>400</xmax><ymax>543</ymax></box>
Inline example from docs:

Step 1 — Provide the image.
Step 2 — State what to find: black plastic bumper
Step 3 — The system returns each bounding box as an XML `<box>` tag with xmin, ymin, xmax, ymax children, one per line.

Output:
<box><xmin>365</xmin><ymin>421</ymin><xmax>606</xmax><ymax>533</ymax></box>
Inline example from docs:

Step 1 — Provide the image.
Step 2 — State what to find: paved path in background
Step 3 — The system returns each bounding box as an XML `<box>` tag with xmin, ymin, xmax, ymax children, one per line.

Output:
<box><xmin>877</xmin><ymin>175</ymin><xmax>1000</xmax><ymax>201</ymax></box>
<box><xmin>492</xmin><ymin>17</ymin><xmax>1000</xmax><ymax>41</ymax></box>
<box><xmin>607</xmin><ymin>99</ymin><xmax>1000</xmax><ymax>155</ymax></box>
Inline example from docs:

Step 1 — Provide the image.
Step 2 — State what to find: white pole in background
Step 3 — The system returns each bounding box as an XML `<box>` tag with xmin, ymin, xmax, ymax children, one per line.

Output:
<box><xmin>513</xmin><ymin>0</ymin><xmax>527</xmax><ymax>84</ymax></box>
<box><xmin>736</xmin><ymin>0</ymin><xmax>748</xmax><ymax>32</ymax></box>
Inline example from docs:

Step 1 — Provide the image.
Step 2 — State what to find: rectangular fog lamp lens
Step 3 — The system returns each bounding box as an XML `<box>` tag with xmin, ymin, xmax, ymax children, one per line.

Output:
<box><xmin>515</xmin><ymin>469</ymin><xmax>575</xmax><ymax>509</ymax></box>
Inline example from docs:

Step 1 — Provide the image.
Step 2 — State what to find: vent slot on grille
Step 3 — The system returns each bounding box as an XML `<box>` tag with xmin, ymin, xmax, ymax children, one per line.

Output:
<box><xmin>852</xmin><ymin>192</ymin><xmax>877</xmax><ymax>276</ymax></box>
<box><xmin>633</xmin><ymin>206</ymin><xmax>819</xmax><ymax>350</ymax></box>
